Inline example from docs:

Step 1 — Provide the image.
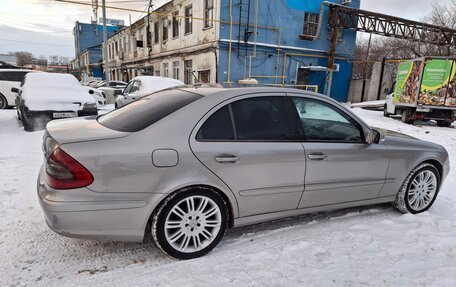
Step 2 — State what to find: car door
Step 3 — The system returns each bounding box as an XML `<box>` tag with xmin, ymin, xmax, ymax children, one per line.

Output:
<box><xmin>288</xmin><ymin>94</ymin><xmax>389</xmax><ymax>208</ymax></box>
<box><xmin>190</xmin><ymin>93</ymin><xmax>306</xmax><ymax>217</ymax></box>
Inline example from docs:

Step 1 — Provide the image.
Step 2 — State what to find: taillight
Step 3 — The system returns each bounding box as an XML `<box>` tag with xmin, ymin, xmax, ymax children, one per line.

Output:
<box><xmin>45</xmin><ymin>147</ymin><xmax>93</xmax><ymax>189</ymax></box>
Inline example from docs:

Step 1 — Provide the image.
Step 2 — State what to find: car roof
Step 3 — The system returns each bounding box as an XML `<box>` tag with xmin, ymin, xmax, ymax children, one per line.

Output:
<box><xmin>175</xmin><ymin>86</ymin><xmax>324</xmax><ymax>98</ymax></box>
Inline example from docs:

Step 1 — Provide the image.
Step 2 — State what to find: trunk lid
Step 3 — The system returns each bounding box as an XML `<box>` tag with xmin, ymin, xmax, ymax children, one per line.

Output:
<box><xmin>46</xmin><ymin>116</ymin><xmax>130</xmax><ymax>144</ymax></box>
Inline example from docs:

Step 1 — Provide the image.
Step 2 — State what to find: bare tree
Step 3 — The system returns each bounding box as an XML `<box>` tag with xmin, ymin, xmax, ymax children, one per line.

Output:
<box><xmin>353</xmin><ymin>1</ymin><xmax>456</xmax><ymax>80</ymax></box>
<box><xmin>14</xmin><ymin>51</ymin><xmax>34</xmax><ymax>66</ymax></box>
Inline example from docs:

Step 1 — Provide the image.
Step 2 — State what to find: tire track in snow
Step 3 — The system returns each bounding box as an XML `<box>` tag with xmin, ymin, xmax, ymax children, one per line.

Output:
<box><xmin>65</xmin><ymin>205</ymin><xmax>398</xmax><ymax>286</ymax></box>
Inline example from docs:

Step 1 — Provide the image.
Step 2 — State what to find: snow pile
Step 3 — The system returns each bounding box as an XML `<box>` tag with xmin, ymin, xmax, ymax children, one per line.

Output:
<box><xmin>132</xmin><ymin>76</ymin><xmax>185</xmax><ymax>97</ymax></box>
<box><xmin>0</xmin><ymin>108</ymin><xmax>455</xmax><ymax>286</ymax></box>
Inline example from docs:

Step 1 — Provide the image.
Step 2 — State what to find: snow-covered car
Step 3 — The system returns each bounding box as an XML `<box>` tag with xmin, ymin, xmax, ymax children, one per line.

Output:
<box><xmin>38</xmin><ymin>87</ymin><xmax>449</xmax><ymax>260</ymax></box>
<box><xmin>82</xmin><ymin>86</ymin><xmax>106</xmax><ymax>107</ymax></box>
<box><xmin>115</xmin><ymin>76</ymin><xmax>184</xmax><ymax>108</ymax></box>
<box><xmin>0</xmin><ymin>69</ymin><xmax>36</xmax><ymax>109</ymax></box>
<box><xmin>13</xmin><ymin>72</ymin><xmax>98</xmax><ymax>131</ymax></box>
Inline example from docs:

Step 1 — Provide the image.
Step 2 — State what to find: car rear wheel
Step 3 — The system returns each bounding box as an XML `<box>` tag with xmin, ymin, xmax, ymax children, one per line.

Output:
<box><xmin>436</xmin><ymin>120</ymin><xmax>452</xmax><ymax>127</ymax></box>
<box><xmin>400</xmin><ymin>109</ymin><xmax>414</xmax><ymax>124</ymax></box>
<box><xmin>394</xmin><ymin>163</ymin><xmax>440</xmax><ymax>214</ymax></box>
<box><xmin>152</xmin><ymin>189</ymin><xmax>229</xmax><ymax>259</ymax></box>
<box><xmin>383</xmin><ymin>104</ymin><xmax>389</xmax><ymax>117</ymax></box>
<box><xmin>22</xmin><ymin>114</ymin><xmax>36</xmax><ymax>131</ymax></box>
<box><xmin>0</xmin><ymin>94</ymin><xmax>7</xmax><ymax>109</ymax></box>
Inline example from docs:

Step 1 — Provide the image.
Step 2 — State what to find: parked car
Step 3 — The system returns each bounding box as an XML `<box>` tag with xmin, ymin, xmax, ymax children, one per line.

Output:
<box><xmin>14</xmin><ymin>72</ymin><xmax>98</xmax><ymax>131</ymax></box>
<box><xmin>38</xmin><ymin>87</ymin><xmax>449</xmax><ymax>259</ymax></box>
<box><xmin>115</xmin><ymin>76</ymin><xmax>184</xmax><ymax>108</ymax></box>
<box><xmin>82</xmin><ymin>86</ymin><xmax>106</xmax><ymax>107</ymax></box>
<box><xmin>0</xmin><ymin>68</ymin><xmax>35</xmax><ymax>109</ymax></box>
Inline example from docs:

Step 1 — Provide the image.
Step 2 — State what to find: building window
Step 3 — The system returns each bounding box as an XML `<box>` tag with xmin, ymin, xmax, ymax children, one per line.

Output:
<box><xmin>154</xmin><ymin>68</ymin><xmax>160</xmax><ymax>76</ymax></box>
<box><xmin>184</xmin><ymin>5</ymin><xmax>193</xmax><ymax>34</ymax></box>
<box><xmin>173</xmin><ymin>61</ymin><xmax>180</xmax><ymax>80</ymax></box>
<box><xmin>204</xmin><ymin>0</ymin><xmax>214</xmax><ymax>28</ymax></box>
<box><xmin>184</xmin><ymin>60</ymin><xmax>193</xmax><ymax>85</ymax></box>
<box><xmin>198</xmin><ymin>70</ymin><xmax>210</xmax><ymax>83</ymax></box>
<box><xmin>172</xmin><ymin>12</ymin><xmax>179</xmax><ymax>38</ymax></box>
<box><xmin>162</xmin><ymin>17</ymin><xmax>169</xmax><ymax>42</ymax></box>
<box><xmin>301</xmin><ymin>12</ymin><xmax>319</xmax><ymax>40</ymax></box>
<box><xmin>154</xmin><ymin>22</ymin><xmax>159</xmax><ymax>44</ymax></box>
<box><xmin>163</xmin><ymin>62</ymin><xmax>169</xmax><ymax>78</ymax></box>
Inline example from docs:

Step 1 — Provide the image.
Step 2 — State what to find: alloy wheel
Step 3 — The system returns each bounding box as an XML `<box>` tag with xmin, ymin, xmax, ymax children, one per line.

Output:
<box><xmin>407</xmin><ymin>170</ymin><xmax>438</xmax><ymax>212</ymax></box>
<box><xmin>164</xmin><ymin>195</ymin><xmax>222</xmax><ymax>253</ymax></box>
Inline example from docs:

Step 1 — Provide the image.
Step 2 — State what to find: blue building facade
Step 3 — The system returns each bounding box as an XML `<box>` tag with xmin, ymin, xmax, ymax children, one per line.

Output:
<box><xmin>73</xmin><ymin>22</ymin><xmax>120</xmax><ymax>79</ymax></box>
<box><xmin>217</xmin><ymin>0</ymin><xmax>360</xmax><ymax>102</ymax></box>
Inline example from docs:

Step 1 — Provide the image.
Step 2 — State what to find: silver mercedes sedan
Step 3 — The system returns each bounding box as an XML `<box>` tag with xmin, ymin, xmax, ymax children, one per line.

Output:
<box><xmin>38</xmin><ymin>87</ymin><xmax>450</xmax><ymax>259</ymax></box>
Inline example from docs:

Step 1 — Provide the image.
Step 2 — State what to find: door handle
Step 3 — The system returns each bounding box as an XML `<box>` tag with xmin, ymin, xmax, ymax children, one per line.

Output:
<box><xmin>308</xmin><ymin>153</ymin><xmax>327</xmax><ymax>160</ymax></box>
<box><xmin>214</xmin><ymin>155</ymin><xmax>240</xmax><ymax>163</ymax></box>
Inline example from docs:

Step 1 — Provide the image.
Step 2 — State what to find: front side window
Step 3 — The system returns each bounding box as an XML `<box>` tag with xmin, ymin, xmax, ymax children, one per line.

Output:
<box><xmin>292</xmin><ymin>97</ymin><xmax>364</xmax><ymax>142</ymax></box>
<box><xmin>131</xmin><ymin>81</ymin><xmax>140</xmax><ymax>93</ymax></box>
<box><xmin>204</xmin><ymin>0</ymin><xmax>214</xmax><ymax>28</ymax></box>
<box><xmin>123</xmin><ymin>81</ymin><xmax>134</xmax><ymax>94</ymax></box>
<box><xmin>185</xmin><ymin>5</ymin><xmax>193</xmax><ymax>34</ymax></box>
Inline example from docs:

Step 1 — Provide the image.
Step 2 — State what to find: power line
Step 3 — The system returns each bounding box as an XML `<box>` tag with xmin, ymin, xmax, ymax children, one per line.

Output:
<box><xmin>0</xmin><ymin>38</ymin><xmax>73</xmax><ymax>47</ymax></box>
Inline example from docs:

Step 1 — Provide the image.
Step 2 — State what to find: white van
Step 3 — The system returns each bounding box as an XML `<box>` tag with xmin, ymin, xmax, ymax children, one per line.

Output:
<box><xmin>0</xmin><ymin>69</ymin><xmax>35</xmax><ymax>109</ymax></box>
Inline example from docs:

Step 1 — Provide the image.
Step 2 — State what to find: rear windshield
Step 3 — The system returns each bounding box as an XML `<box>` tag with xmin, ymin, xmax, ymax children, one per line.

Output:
<box><xmin>98</xmin><ymin>89</ymin><xmax>203</xmax><ymax>132</ymax></box>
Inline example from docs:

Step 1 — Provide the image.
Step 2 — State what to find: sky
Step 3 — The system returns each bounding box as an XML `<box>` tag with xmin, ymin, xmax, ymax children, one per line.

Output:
<box><xmin>0</xmin><ymin>0</ymin><xmax>453</xmax><ymax>59</ymax></box>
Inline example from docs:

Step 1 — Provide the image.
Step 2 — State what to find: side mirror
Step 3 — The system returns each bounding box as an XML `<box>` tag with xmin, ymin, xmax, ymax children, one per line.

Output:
<box><xmin>366</xmin><ymin>129</ymin><xmax>381</xmax><ymax>144</ymax></box>
<box><xmin>11</xmin><ymin>87</ymin><xmax>19</xmax><ymax>93</ymax></box>
<box><xmin>88</xmin><ymin>89</ymin><xmax>95</xmax><ymax>95</ymax></box>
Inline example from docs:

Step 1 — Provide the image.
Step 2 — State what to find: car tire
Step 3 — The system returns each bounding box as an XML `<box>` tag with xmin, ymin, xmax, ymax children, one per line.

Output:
<box><xmin>401</xmin><ymin>109</ymin><xmax>414</xmax><ymax>124</ymax></box>
<box><xmin>383</xmin><ymin>104</ymin><xmax>389</xmax><ymax>117</ymax></box>
<box><xmin>0</xmin><ymin>94</ymin><xmax>7</xmax><ymax>109</ymax></box>
<box><xmin>152</xmin><ymin>188</ymin><xmax>229</xmax><ymax>260</ymax></box>
<box><xmin>22</xmin><ymin>114</ymin><xmax>35</xmax><ymax>132</ymax></box>
<box><xmin>436</xmin><ymin>120</ymin><xmax>452</xmax><ymax>128</ymax></box>
<box><xmin>114</xmin><ymin>102</ymin><xmax>118</xmax><ymax>109</ymax></box>
<box><xmin>394</xmin><ymin>163</ymin><xmax>440</xmax><ymax>214</ymax></box>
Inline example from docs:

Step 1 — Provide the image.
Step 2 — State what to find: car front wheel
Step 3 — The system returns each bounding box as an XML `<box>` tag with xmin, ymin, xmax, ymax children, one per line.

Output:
<box><xmin>394</xmin><ymin>163</ymin><xmax>440</xmax><ymax>214</ymax></box>
<box><xmin>0</xmin><ymin>94</ymin><xmax>7</xmax><ymax>109</ymax></box>
<box><xmin>152</xmin><ymin>189</ymin><xmax>229</xmax><ymax>259</ymax></box>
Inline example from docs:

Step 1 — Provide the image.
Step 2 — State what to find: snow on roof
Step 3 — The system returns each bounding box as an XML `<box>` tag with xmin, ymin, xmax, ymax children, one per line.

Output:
<box><xmin>132</xmin><ymin>76</ymin><xmax>184</xmax><ymax>96</ymax></box>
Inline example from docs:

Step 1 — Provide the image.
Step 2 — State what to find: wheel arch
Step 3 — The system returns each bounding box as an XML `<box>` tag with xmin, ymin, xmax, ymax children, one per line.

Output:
<box><xmin>143</xmin><ymin>184</ymin><xmax>237</xmax><ymax>242</ymax></box>
<box><xmin>420</xmin><ymin>159</ymin><xmax>443</xmax><ymax>180</ymax></box>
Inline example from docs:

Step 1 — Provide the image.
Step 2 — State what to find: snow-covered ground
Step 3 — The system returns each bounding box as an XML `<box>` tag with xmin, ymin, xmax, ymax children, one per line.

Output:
<box><xmin>0</xmin><ymin>108</ymin><xmax>455</xmax><ymax>286</ymax></box>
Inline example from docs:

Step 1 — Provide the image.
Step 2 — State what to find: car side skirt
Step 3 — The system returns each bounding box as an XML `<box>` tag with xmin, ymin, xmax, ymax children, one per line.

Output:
<box><xmin>233</xmin><ymin>196</ymin><xmax>396</xmax><ymax>228</ymax></box>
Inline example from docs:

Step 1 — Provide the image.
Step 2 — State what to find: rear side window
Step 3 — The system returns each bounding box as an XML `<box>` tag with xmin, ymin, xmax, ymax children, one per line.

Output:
<box><xmin>197</xmin><ymin>96</ymin><xmax>293</xmax><ymax>141</ymax></box>
<box><xmin>196</xmin><ymin>106</ymin><xmax>234</xmax><ymax>140</ymax></box>
<box><xmin>98</xmin><ymin>90</ymin><xmax>202</xmax><ymax>132</ymax></box>
<box><xmin>231</xmin><ymin>97</ymin><xmax>292</xmax><ymax>140</ymax></box>
<box><xmin>0</xmin><ymin>71</ymin><xmax>29</xmax><ymax>82</ymax></box>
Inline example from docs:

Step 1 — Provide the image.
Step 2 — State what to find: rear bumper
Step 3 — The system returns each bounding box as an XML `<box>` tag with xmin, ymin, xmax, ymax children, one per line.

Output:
<box><xmin>37</xmin><ymin>166</ymin><xmax>163</xmax><ymax>242</ymax></box>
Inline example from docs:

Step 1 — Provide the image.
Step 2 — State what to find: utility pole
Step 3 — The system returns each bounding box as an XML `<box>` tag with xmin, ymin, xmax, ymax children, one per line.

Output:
<box><xmin>102</xmin><ymin>0</ymin><xmax>109</xmax><ymax>87</ymax></box>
